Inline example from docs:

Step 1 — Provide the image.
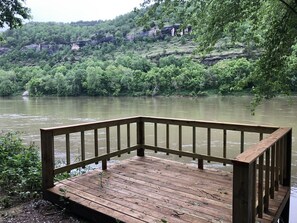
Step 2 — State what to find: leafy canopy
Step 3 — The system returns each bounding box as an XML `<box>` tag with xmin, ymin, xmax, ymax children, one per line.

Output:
<box><xmin>138</xmin><ymin>0</ymin><xmax>297</xmax><ymax>103</ymax></box>
<box><xmin>0</xmin><ymin>0</ymin><xmax>30</xmax><ymax>29</ymax></box>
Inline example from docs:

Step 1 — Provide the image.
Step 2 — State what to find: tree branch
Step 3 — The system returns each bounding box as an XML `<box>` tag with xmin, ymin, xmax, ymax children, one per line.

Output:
<box><xmin>279</xmin><ymin>0</ymin><xmax>297</xmax><ymax>16</ymax></box>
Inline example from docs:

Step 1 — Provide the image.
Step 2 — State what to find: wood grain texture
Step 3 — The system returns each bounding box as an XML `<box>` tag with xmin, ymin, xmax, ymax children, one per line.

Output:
<box><xmin>46</xmin><ymin>156</ymin><xmax>289</xmax><ymax>223</ymax></box>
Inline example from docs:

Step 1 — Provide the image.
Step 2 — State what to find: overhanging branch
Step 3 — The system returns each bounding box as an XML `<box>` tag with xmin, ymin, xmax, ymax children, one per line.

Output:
<box><xmin>279</xmin><ymin>0</ymin><xmax>297</xmax><ymax>15</ymax></box>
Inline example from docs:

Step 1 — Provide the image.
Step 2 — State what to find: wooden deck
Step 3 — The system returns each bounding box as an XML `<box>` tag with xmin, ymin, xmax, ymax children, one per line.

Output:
<box><xmin>41</xmin><ymin>116</ymin><xmax>292</xmax><ymax>223</ymax></box>
<box><xmin>45</xmin><ymin>156</ymin><xmax>289</xmax><ymax>223</ymax></box>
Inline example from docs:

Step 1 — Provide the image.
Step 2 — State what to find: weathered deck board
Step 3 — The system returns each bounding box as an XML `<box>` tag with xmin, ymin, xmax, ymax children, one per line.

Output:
<box><xmin>46</xmin><ymin>156</ymin><xmax>289</xmax><ymax>223</ymax></box>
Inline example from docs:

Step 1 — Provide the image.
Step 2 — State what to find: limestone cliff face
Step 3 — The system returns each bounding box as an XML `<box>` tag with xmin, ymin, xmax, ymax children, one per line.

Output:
<box><xmin>0</xmin><ymin>47</ymin><xmax>9</xmax><ymax>55</ymax></box>
<box><xmin>1</xmin><ymin>25</ymin><xmax>192</xmax><ymax>55</ymax></box>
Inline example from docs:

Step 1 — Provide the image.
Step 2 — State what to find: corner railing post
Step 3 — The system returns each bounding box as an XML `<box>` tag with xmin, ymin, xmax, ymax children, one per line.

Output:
<box><xmin>232</xmin><ymin>161</ymin><xmax>256</xmax><ymax>223</ymax></box>
<box><xmin>282</xmin><ymin>129</ymin><xmax>292</xmax><ymax>187</ymax></box>
<box><xmin>280</xmin><ymin>129</ymin><xmax>292</xmax><ymax>223</ymax></box>
<box><xmin>137</xmin><ymin>118</ymin><xmax>145</xmax><ymax>157</ymax></box>
<box><xmin>41</xmin><ymin>129</ymin><xmax>55</xmax><ymax>196</ymax></box>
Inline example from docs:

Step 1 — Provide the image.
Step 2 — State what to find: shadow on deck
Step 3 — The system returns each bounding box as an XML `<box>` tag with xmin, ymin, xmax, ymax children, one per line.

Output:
<box><xmin>41</xmin><ymin>116</ymin><xmax>292</xmax><ymax>223</ymax></box>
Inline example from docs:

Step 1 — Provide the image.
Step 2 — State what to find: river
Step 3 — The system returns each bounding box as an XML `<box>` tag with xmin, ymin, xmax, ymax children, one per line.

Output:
<box><xmin>0</xmin><ymin>96</ymin><xmax>296</xmax><ymax>221</ymax></box>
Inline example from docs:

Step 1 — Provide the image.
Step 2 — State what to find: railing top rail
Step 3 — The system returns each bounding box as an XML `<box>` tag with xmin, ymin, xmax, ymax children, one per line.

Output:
<box><xmin>141</xmin><ymin>116</ymin><xmax>279</xmax><ymax>133</ymax></box>
<box><xmin>40</xmin><ymin>116</ymin><xmax>141</xmax><ymax>136</ymax></box>
<box><xmin>233</xmin><ymin>127</ymin><xmax>292</xmax><ymax>164</ymax></box>
<box><xmin>40</xmin><ymin>115</ymin><xmax>280</xmax><ymax>137</ymax></box>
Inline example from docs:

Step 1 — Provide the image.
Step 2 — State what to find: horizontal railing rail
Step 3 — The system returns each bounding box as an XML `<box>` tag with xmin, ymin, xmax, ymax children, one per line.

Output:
<box><xmin>54</xmin><ymin>145</ymin><xmax>140</xmax><ymax>175</ymax></box>
<box><xmin>141</xmin><ymin>116</ymin><xmax>278</xmax><ymax>133</ymax></box>
<box><xmin>41</xmin><ymin>116</ymin><xmax>291</xmax><ymax>223</ymax></box>
<box><xmin>42</xmin><ymin>116</ymin><xmax>140</xmax><ymax>136</ymax></box>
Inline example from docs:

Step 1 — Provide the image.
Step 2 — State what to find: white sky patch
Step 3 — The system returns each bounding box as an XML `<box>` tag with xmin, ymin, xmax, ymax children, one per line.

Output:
<box><xmin>25</xmin><ymin>0</ymin><xmax>143</xmax><ymax>22</ymax></box>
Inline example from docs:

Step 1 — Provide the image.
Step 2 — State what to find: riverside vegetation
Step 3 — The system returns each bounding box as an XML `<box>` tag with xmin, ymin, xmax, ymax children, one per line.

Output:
<box><xmin>0</xmin><ymin>132</ymin><xmax>86</xmax><ymax>222</ymax></box>
<box><xmin>0</xmin><ymin>132</ymin><xmax>41</xmax><ymax>208</ymax></box>
<box><xmin>1</xmin><ymin>11</ymin><xmax>297</xmax><ymax>98</ymax></box>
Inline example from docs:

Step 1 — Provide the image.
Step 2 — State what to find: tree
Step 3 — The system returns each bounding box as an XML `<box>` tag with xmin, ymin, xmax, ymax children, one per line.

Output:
<box><xmin>138</xmin><ymin>0</ymin><xmax>297</xmax><ymax>104</ymax></box>
<box><xmin>0</xmin><ymin>79</ymin><xmax>15</xmax><ymax>96</ymax></box>
<box><xmin>54</xmin><ymin>72</ymin><xmax>67</xmax><ymax>96</ymax></box>
<box><xmin>209</xmin><ymin>58</ymin><xmax>253</xmax><ymax>94</ymax></box>
<box><xmin>0</xmin><ymin>69</ymin><xmax>17</xmax><ymax>96</ymax></box>
<box><xmin>85</xmin><ymin>66</ymin><xmax>107</xmax><ymax>96</ymax></box>
<box><xmin>0</xmin><ymin>0</ymin><xmax>30</xmax><ymax>29</ymax></box>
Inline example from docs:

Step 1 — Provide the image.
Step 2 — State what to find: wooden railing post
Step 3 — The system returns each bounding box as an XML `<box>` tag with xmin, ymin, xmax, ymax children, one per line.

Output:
<box><xmin>232</xmin><ymin>161</ymin><xmax>256</xmax><ymax>223</ymax></box>
<box><xmin>280</xmin><ymin>129</ymin><xmax>292</xmax><ymax>223</ymax></box>
<box><xmin>282</xmin><ymin>129</ymin><xmax>292</xmax><ymax>187</ymax></box>
<box><xmin>137</xmin><ymin>119</ymin><xmax>145</xmax><ymax>157</ymax></box>
<box><xmin>41</xmin><ymin>129</ymin><xmax>55</xmax><ymax>193</ymax></box>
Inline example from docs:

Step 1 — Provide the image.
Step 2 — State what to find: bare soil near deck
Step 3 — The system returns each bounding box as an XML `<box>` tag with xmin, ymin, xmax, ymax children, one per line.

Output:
<box><xmin>0</xmin><ymin>199</ymin><xmax>88</xmax><ymax>223</ymax></box>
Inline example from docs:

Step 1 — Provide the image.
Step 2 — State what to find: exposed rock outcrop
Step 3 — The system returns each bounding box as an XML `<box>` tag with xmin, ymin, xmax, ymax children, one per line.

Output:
<box><xmin>22</xmin><ymin>91</ymin><xmax>29</xmax><ymax>97</ymax></box>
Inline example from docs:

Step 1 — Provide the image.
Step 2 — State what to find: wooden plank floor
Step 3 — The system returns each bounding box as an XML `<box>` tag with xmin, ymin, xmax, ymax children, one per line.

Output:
<box><xmin>46</xmin><ymin>156</ymin><xmax>289</xmax><ymax>223</ymax></box>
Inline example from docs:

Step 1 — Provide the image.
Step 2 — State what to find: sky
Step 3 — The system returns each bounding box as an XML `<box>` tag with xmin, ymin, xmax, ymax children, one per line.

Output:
<box><xmin>25</xmin><ymin>0</ymin><xmax>144</xmax><ymax>23</ymax></box>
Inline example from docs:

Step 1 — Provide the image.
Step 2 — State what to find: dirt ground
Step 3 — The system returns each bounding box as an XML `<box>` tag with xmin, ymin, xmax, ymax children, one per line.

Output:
<box><xmin>0</xmin><ymin>199</ymin><xmax>89</xmax><ymax>223</ymax></box>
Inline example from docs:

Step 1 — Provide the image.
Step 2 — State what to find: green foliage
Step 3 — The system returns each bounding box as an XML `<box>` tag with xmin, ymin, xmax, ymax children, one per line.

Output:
<box><xmin>116</xmin><ymin>54</ymin><xmax>153</xmax><ymax>72</ymax></box>
<box><xmin>64</xmin><ymin>69</ymin><xmax>86</xmax><ymax>96</ymax></box>
<box><xmin>0</xmin><ymin>49</ymin><xmax>266</xmax><ymax>98</ymax></box>
<box><xmin>85</xmin><ymin>66</ymin><xmax>107</xmax><ymax>96</ymax></box>
<box><xmin>27</xmin><ymin>75</ymin><xmax>57</xmax><ymax>96</ymax></box>
<box><xmin>54</xmin><ymin>72</ymin><xmax>67</xmax><ymax>96</ymax></box>
<box><xmin>139</xmin><ymin>0</ymin><xmax>297</xmax><ymax>102</ymax></box>
<box><xmin>1</xmin><ymin>4</ymin><xmax>297</xmax><ymax>100</ymax></box>
<box><xmin>0</xmin><ymin>70</ymin><xmax>17</xmax><ymax>96</ymax></box>
<box><xmin>176</xmin><ymin>62</ymin><xmax>208</xmax><ymax>93</ymax></box>
<box><xmin>0</xmin><ymin>0</ymin><xmax>30</xmax><ymax>29</ymax></box>
<box><xmin>286</xmin><ymin>44</ymin><xmax>297</xmax><ymax>92</ymax></box>
<box><xmin>0</xmin><ymin>79</ymin><xmax>15</xmax><ymax>96</ymax></box>
<box><xmin>159</xmin><ymin>55</ymin><xmax>183</xmax><ymax>68</ymax></box>
<box><xmin>209</xmin><ymin>58</ymin><xmax>253</xmax><ymax>94</ymax></box>
<box><xmin>0</xmin><ymin>132</ymin><xmax>41</xmax><ymax>208</ymax></box>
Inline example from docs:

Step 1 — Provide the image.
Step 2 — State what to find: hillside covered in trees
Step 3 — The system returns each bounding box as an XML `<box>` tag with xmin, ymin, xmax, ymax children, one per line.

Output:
<box><xmin>0</xmin><ymin>10</ymin><xmax>297</xmax><ymax>98</ymax></box>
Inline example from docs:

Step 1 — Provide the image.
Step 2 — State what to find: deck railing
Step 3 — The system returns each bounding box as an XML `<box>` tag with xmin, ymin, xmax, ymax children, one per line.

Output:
<box><xmin>232</xmin><ymin>127</ymin><xmax>292</xmax><ymax>222</ymax></box>
<box><xmin>41</xmin><ymin>116</ymin><xmax>141</xmax><ymax>189</ymax></box>
<box><xmin>41</xmin><ymin>116</ymin><xmax>291</xmax><ymax>223</ymax></box>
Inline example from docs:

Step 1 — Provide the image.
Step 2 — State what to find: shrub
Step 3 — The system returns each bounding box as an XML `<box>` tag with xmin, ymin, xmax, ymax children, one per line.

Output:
<box><xmin>0</xmin><ymin>132</ymin><xmax>42</xmax><ymax>208</ymax></box>
<box><xmin>0</xmin><ymin>80</ymin><xmax>15</xmax><ymax>96</ymax></box>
